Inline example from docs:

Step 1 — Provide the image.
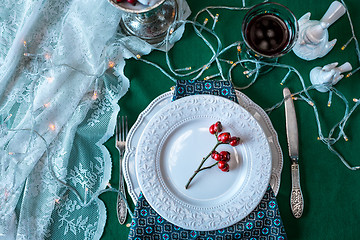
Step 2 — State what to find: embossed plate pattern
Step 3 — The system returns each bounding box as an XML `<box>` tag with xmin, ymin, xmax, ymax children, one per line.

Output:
<box><xmin>135</xmin><ymin>95</ymin><xmax>272</xmax><ymax>231</ymax></box>
<box><xmin>123</xmin><ymin>90</ymin><xmax>283</xmax><ymax>204</ymax></box>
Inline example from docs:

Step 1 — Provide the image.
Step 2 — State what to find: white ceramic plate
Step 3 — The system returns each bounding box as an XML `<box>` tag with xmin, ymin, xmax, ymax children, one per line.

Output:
<box><xmin>135</xmin><ymin>95</ymin><xmax>272</xmax><ymax>231</ymax></box>
<box><xmin>123</xmin><ymin>90</ymin><xmax>283</xmax><ymax>204</ymax></box>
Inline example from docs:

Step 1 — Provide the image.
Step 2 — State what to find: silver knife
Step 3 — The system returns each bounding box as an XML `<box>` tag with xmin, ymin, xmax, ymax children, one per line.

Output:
<box><xmin>283</xmin><ymin>87</ymin><xmax>304</xmax><ymax>218</ymax></box>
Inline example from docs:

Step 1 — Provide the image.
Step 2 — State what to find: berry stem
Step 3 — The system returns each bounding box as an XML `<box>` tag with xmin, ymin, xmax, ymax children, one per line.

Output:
<box><xmin>198</xmin><ymin>162</ymin><xmax>218</xmax><ymax>171</ymax></box>
<box><xmin>185</xmin><ymin>140</ymin><xmax>222</xmax><ymax>189</ymax></box>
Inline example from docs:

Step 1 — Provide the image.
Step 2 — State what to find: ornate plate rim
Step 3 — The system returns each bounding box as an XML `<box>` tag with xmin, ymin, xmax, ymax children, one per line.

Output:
<box><xmin>134</xmin><ymin>94</ymin><xmax>272</xmax><ymax>231</ymax></box>
<box><xmin>123</xmin><ymin>90</ymin><xmax>283</xmax><ymax>204</ymax></box>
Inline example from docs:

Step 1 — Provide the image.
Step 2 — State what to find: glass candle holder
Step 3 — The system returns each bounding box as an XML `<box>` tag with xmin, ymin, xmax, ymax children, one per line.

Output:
<box><xmin>241</xmin><ymin>2</ymin><xmax>298</xmax><ymax>73</ymax></box>
<box><xmin>109</xmin><ymin>0</ymin><xmax>178</xmax><ymax>44</ymax></box>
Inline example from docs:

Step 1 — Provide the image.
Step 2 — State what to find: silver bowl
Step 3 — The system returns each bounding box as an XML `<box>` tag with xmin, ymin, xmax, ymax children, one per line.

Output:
<box><xmin>109</xmin><ymin>0</ymin><xmax>178</xmax><ymax>44</ymax></box>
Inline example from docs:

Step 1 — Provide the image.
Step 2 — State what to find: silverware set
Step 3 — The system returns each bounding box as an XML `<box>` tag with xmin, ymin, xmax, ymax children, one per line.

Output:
<box><xmin>115</xmin><ymin>115</ymin><xmax>128</xmax><ymax>225</ymax></box>
<box><xmin>114</xmin><ymin>89</ymin><xmax>304</xmax><ymax>223</ymax></box>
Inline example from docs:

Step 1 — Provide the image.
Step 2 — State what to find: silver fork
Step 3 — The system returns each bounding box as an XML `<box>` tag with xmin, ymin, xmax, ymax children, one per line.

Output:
<box><xmin>116</xmin><ymin>115</ymin><xmax>128</xmax><ymax>225</ymax></box>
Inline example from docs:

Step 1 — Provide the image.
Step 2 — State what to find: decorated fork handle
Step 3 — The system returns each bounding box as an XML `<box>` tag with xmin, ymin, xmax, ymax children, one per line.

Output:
<box><xmin>117</xmin><ymin>155</ymin><xmax>127</xmax><ymax>225</ymax></box>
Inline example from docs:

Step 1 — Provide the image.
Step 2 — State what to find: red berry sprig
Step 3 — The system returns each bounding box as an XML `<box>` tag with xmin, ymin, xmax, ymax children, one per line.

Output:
<box><xmin>185</xmin><ymin>121</ymin><xmax>241</xmax><ymax>189</ymax></box>
<box><xmin>115</xmin><ymin>0</ymin><xmax>137</xmax><ymax>5</ymax></box>
<box><xmin>126</xmin><ymin>0</ymin><xmax>137</xmax><ymax>5</ymax></box>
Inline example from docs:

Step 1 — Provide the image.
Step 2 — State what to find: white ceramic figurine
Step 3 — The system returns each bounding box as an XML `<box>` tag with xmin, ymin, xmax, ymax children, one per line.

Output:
<box><xmin>310</xmin><ymin>62</ymin><xmax>352</xmax><ymax>92</ymax></box>
<box><xmin>293</xmin><ymin>1</ymin><xmax>346</xmax><ymax>60</ymax></box>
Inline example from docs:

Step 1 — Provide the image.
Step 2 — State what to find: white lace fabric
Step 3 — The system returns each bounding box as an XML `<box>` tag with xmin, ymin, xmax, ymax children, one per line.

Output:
<box><xmin>0</xmin><ymin>0</ymin><xmax>190</xmax><ymax>239</ymax></box>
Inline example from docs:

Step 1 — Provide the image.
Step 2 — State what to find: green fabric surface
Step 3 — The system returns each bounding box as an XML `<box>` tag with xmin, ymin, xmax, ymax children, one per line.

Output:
<box><xmin>100</xmin><ymin>0</ymin><xmax>360</xmax><ymax>239</ymax></box>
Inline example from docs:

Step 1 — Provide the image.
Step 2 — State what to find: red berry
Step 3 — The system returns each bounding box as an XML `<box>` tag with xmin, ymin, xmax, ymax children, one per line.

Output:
<box><xmin>229</xmin><ymin>137</ymin><xmax>240</xmax><ymax>146</ymax></box>
<box><xmin>116</xmin><ymin>0</ymin><xmax>124</xmax><ymax>2</ymax></box>
<box><xmin>127</xmin><ymin>0</ymin><xmax>137</xmax><ymax>5</ymax></box>
<box><xmin>214</xmin><ymin>121</ymin><xmax>222</xmax><ymax>133</ymax></box>
<box><xmin>218</xmin><ymin>161</ymin><xmax>229</xmax><ymax>172</ymax></box>
<box><xmin>220</xmin><ymin>164</ymin><xmax>229</xmax><ymax>172</ymax></box>
<box><xmin>211</xmin><ymin>151</ymin><xmax>221</xmax><ymax>161</ymax></box>
<box><xmin>218</xmin><ymin>160</ymin><xmax>226</xmax><ymax>169</ymax></box>
<box><xmin>219</xmin><ymin>151</ymin><xmax>230</xmax><ymax>162</ymax></box>
<box><xmin>218</xmin><ymin>132</ymin><xmax>231</xmax><ymax>143</ymax></box>
<box><xmin>209</xmin><ymin>124</ymin><xmax>216</xmax><ymax>134</ymax></box>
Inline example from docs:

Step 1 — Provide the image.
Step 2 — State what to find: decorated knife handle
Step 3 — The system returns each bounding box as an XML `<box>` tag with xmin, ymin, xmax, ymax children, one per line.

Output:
<box><xmin>290</xmin><ymin>162</ymin><xmax>304</xmax><ymax>218</ymax></box>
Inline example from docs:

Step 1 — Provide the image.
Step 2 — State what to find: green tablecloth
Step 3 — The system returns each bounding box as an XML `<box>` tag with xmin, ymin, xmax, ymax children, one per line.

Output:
<box><xmin>100</xmin><ymin>0</ymin><xmax>360</xmax><ymax>239</ymax></box>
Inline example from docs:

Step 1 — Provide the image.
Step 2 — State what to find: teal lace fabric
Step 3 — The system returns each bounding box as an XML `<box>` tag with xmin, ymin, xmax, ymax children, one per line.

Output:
<box><xmin>0</xmin><ymin>0</ymin><xmax>190</xmax><ymax>239</ymax></box>
<box><xmin>129</xmin><ymin>80</ymin><xmax>287</xmax><ymax>239</ymax></box>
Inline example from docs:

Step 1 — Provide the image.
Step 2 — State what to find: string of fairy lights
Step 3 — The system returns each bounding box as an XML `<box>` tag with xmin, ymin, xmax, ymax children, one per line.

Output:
<box><xmin>137</xmin><ymin>0</ymin><xmax>360</xmax><ymax>170</ymax></box>
<box><xmin>2</xmin><ymin>37</ymin><xmax>135</xmax><ymax>218</ymax></box>
<box><xmin>4</xmin><ymin>0</ymin><xmax>360</xmax><ymax>219</ymax></box>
